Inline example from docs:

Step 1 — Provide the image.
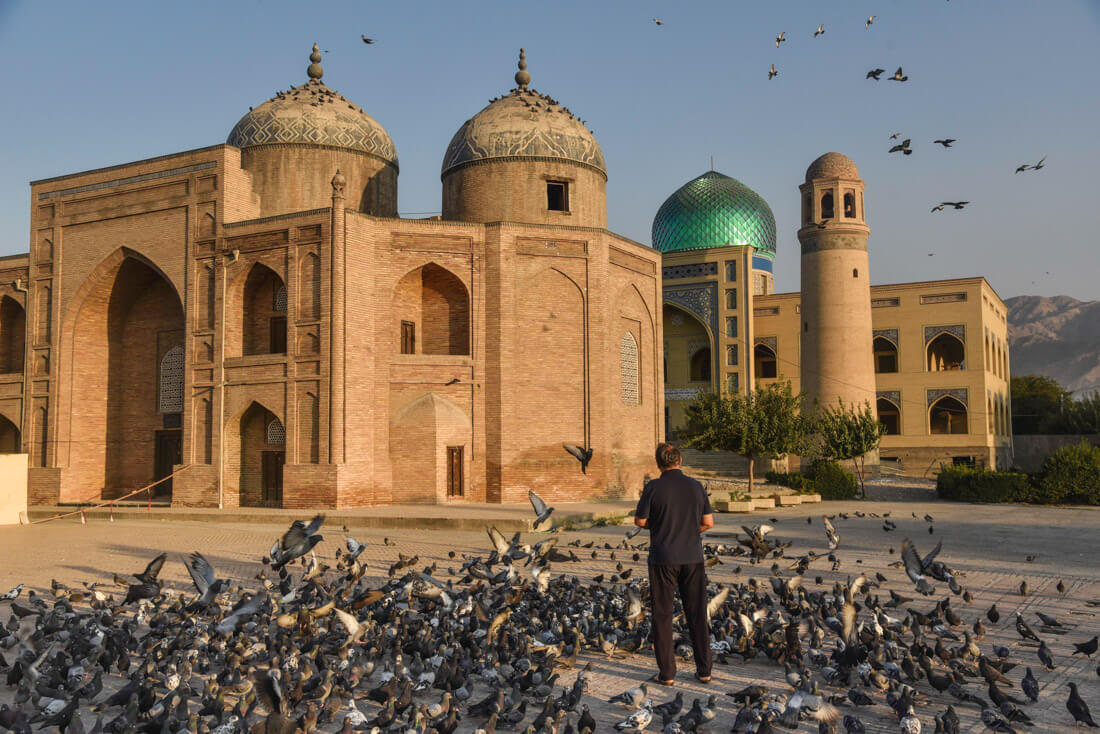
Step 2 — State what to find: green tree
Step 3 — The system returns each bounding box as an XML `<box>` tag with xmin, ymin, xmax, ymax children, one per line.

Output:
<box><xmin>1011</xmin><ymin>375</ymin><xmax>1071</xmax><ymax>434</ymax></box>
<box><xmin>812</xmin><ymin>400</ymin><xmax>886</xmax><ymax>498</ymax></box>
<box><xmin>683</xmin><ymin>381</ymin><xmax>805</xmax><ymax>496</ymax></box>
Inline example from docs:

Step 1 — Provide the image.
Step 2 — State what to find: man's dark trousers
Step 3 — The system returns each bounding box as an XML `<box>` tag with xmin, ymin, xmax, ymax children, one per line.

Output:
<box><xmin>648</xmin><ymin>562</ymin><xmax>712</xmax><ymax>680</ymax></box>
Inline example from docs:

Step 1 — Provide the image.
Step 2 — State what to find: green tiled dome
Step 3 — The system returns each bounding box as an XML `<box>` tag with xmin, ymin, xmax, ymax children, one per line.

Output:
<box><xmin>652</xmin><ymin>171</ymin><xmax>776</xmax><ymax>259</ymax></box>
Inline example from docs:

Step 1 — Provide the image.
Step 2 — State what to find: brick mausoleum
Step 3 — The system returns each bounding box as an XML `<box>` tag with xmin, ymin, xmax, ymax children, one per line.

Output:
<box><xmin>7</xmin><ymin>47</ymin><xmax>663</xmax><ymax>508</ymax></box>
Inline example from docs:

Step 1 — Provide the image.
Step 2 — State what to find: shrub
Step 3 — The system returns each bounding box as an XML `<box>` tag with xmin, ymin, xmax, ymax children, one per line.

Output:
<box><xmin>810</xmin><ymin>460</ymin><xmax>859</xmax><ymax>500</ymax></box>
<box><xmin>765</xmin><ymin>471</ymin><xmax>812</xmax><ymax>491</ymax></box>
<box><xmin>936</xmin><ymin>467</ymin><xmax>1032</xmax><ymax>503</ymax></box>
<box><xmin>1035</xmin><ymin>441</ymin><xmax>1100</xmax><ymax>505</ymax></box>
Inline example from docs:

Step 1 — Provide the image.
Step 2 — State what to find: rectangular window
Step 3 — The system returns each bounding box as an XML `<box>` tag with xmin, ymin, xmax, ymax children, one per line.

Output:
<box><xmin>872</xmin><ymin>297</ymin><xmax>901</xmax><ymax>308</ymax></box>
<box><xmin>726</xmin><ymin>316</ymin><xmax>738</xmax><ymax>338</ymax></box>
<box><xmin>400</xmin><ymin>320</ymin><xmax>416</xmax><ymax>354</ymax></box>
<box><xmin>727</xmin><ymin>373</ymin><xmax>739</xmax><ymax>393</ymax></box>
<box><xmin>725</xmin><ymin>288</ymin><xmax>737</xmax><ymax>309</ymax></box>
<box><xmin>546</xmin><ymin>181</ymin><xmax>568</xmax><ymax>211</ymax></box>
<box><xmin>725</xmin><ymin>261</ymin><xmax>737</xmax><ymax>282</ymax></box>
<box><xmin>447</xmin><ymin>446</ymin><xmax>464</xmax><ymax>497</ymax></box>
<box><xmin>269</xmin><ymin>316</ymin><xmax>287</xmax><ymax>354</ymax></box>
<box><xmin>727</xmin><ymin>345</ymin><xmax>738</xmax><ymax>366</ymax></box>
<box><xmin>876</xmin><ymin>353</ymin><xmax>898</xmax><ymax>374</ymax></box>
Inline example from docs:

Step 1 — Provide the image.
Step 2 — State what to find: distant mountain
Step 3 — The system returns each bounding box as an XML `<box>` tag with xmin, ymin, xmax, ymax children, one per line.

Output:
<box><xmin>1007</xmin><ymin>295</ymin><xmax>1100</xmax><ymax>395</ymax></box>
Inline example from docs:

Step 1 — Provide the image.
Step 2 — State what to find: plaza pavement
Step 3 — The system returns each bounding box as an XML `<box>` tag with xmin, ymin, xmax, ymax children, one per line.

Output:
<box><xmin>3</xmin><ymin>487</ymin><xmax>1100</xmax><ymax>732</ymax></box>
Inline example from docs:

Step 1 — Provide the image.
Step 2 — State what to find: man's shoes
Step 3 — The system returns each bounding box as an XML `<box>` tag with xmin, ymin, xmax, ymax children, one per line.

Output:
<box><xmin>694</xmin><ymin>673</ymin><xmax>711</xmax><ymax>684</ymax></box>
<box><xmin>650</xmin><ymin>674</ymin><xmax>675</xmax><ymax>686</ymax></box>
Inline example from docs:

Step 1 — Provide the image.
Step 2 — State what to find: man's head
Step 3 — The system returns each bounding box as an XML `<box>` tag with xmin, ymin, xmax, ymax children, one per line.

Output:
<box><xmin>655</xmin><ymin>442</ymin><xmax>682</xmax><ymax>471</ymax></box>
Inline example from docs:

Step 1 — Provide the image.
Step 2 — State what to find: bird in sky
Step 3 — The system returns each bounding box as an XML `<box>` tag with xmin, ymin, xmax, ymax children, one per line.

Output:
<box><xmin>934</xmin><ymin>138</ymin><xmax>957</xmax><ymax>147</ymax></box>
<box><xmin>775</xmin><ymin>31</ymin><xmax>787</xmax><ymax>47</ymax></box>
<box><xmin>768</xmin><ymin>63</ymin><xmax>778</xmax><ymax>80</ymax></box>
<box><xmin>814</xmin><ymin>24</ymin><xmax>825</xmax><ymax>37</ymax></box>
<box><xmin>931</xmin><ymin>204</ymin><xmax>945</xmax><ymax>213</ymax></box>
<box><xmin>889</xmin><ymin>132</ymin><xmax>902</xmax><ymax>140</ymax></box>
<box><xmin>360</xmin><ymin>35</ymin><xmax>375</xmax><ymax>44</ymax></box>
<box><xmin>939</xmin><ymin>201</ymin><xmax>969</xmax><ymax>210</ymax></box>
<box><xmin>1016</xmin><ymin>163</ymin><xmax>1031</xmax><ymax>173</ymax></box>
<box><xmin>866</xmin><ymin>15</ymin><xmax>876</xmax><ymax>28</ymax></box>
<box><xmin>889</xmin><ymin>139</ymin><xmax>913</xmax><ymax>155</ymax></box>
<box><xmin>653</xmin><ymin>18</ymin><xmax>663</xmax><ymax>26</ymax></box>
<box><xmin>1032</xmin><ymin>155</ymin><xmax>1047</xmax><ymax>170</ymax></box>
<box><xmin>867</xmin><ymin>68</ymin><xmax>886</xmax><ymax>80</ymax></box>
<box><xmin>890</xmin><ymin>66</ymin><xmax>909</xmax><ymax>82</ymax></box>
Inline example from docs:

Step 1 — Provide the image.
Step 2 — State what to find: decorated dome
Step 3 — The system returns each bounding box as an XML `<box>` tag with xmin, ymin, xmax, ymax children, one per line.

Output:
<box><xmin>228</xmin><ymin>45</ymin><xmax>398</xmax><ymax>169</ymax></box>
<box><xmin>441</xmin><ymin>49</ymin><xmax>605</xmax><ymax>178</ymax></box>
<box><xmin>805</xmin><ymin>152</ymin><xmax>859</xmax><ymax>182</ymax></box>
<box><xmin>652</xmin><ymin>171</ymin><xmax>776</xmax><ymax>259</ymax></box>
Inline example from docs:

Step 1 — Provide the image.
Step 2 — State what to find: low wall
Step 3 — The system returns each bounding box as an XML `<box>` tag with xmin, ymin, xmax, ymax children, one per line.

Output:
<box><xmin>1013</xmin><ymin>434</ymin><xmax>1100</xmax><ymax>473</ymax></box>
<box><xmin>0</xmin><ymin>454</ymin><xmax>27</xmax><ymax>525</ymax></box>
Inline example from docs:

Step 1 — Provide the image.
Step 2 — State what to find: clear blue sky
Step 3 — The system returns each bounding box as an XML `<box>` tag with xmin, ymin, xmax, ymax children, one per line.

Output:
<box><xmin>1</xmin><ymin>0</ymin><xmax>1097</xmax><ymax>299</ymax></box>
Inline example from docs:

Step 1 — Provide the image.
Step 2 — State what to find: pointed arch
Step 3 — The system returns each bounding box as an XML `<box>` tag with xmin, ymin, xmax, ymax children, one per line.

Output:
<box><xmin>231</xmin><ymin>263</ymin><xmax>287</xmax><ymax>356</ymax></box>
<box><xmin>393</xmin><ymin>262</ymin><xmax>470</xmax><ymax>355</ymax></box>
<box><xmin>927</xmin><ymin>332</ymin><xmax>965</xmax><ymax>372</ymax></box>
<box><xmin>930</xmin><ymin>395</ymin><xmax>968</xmax><ymax>435</ymax></box>
<box><xmin>0</xmin><ymin>295</ymin><xmax>25</xmax><ymax>374</ymax></box>
<box><xmin>754</xmin><ymin>343</ymin><xmax>778</xmax><ymax>379</ymax></box>
<box><xmin>873</xmin><ymin>336</ymin><xmax>898</xmax><ymax>374</ymax></box>
<box><xmin>877</xmin><ymin>397</ymin><xmax>901</xmax><ymax>435</ymax></box>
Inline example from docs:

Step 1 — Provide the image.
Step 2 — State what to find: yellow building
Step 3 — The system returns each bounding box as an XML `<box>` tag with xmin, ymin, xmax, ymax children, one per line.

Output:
<box><xmin>657</xmin><ymin>155</ymin><xmax>1013</xmax><ymax>475</ymax></box>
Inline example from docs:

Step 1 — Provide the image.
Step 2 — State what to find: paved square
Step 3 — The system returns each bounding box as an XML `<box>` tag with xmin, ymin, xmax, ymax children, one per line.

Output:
<box><xmin>2</xmin><ymin>494</ymin><xmax>1099</xmax><ymax>733</ymax></box>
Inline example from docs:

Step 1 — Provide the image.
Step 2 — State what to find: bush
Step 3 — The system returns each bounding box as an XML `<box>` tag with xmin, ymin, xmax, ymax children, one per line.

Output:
<box><xmin>1035</xmin><ymin>441</ymin><xmax>1100</xmax><ymax>505</ymax></box>
<box><xmin>936</xmin><ymin>467</ymin><xmax>1032</xmax><ymax>503</ymax></box>
<box><xmin>810</xmin><ymin>460</ymin><xmax>859</xmax><ymax>500</ymax></box>
<box><xmin>765</xmin><ymin>470</ymin><xmax>812</xmax><ymax>491</ymax></box>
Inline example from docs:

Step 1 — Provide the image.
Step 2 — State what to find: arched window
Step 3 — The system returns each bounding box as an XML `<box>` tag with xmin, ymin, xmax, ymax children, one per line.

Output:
<box><xmin>820</xmin><ymin>191</ymin><xmax>834</xmax><ymax>220</ymax></box>
<box><xmin>843</xmin><ymin>191</ymin><xmax>856</xmax><ymax>218</ymax></box>
<box><xmin>265</xmin><ymin>417</ymin><xmax>286</xmax><ymax>445</ymax></box>
<box><xmin>877</xmin><ymin>398</ymin><xmax>901</xmax><ymax>435</ymax></box>
<box><xmin>158</xmin><ymin>345</ymin><xmax>184</xmax><ymax>414</ymax></box>
<box><xmin>802</xmin><ymin>192</ymin><xmax>812</xmax><ymax>224</ymax></box>
<box><xmin>0</xmin><ymin>414</ymin><xmax>20</xmax><ymax>454</ymax></box>
<box><xmin>988</xmin><ymin>397</ymin><xmax>995</xmax><ymax>434</ymax></box>
<box><xmin>0</xmin><ymin>297</ymin><xmax>25</xmax><ymax>374</ymax></box>
<box><xmin>927</xmin><ymin>333</ymin><xmax>965</xmax><ymax>372</ymax></box>
<box><xmin>243</xmin><ymin>265</ymin><xmax>287</xmax><ymax>355</ymax></box>
<box><xmin>873</xmin><ymin>337</ymin><xmax>898</xmax><ymax>374</ymax></box>
<box><xmin>620</xmin><ymin>332</ymin><xmax>640</xmax><ymax>406</ymax></box>
<box><xmin>394</xmin><ymin>264</ymin><xmax>470</xmax><ymax>356</ymax></box>
<box><xmin>689</xmin><ymin>348</ymin><xmax>711</xmax><ymax>383</ymax></box>
<box><xmin>985</xmin><ymin>335</ymin><xmax>992</xmax><ymax>373</ymax></box>
<box><xmin>754</xmin><ymin>344</ymin><xmax>777</xmax><ymax>379</ymax></box>
<box><xmin>930</xmin><ymin>396</ymin><xmax>968</xmax><ymax>435</ymax></box>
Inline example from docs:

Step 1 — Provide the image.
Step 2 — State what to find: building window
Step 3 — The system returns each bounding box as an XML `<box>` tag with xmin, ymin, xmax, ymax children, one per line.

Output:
<box><xmin>447</xmin><ymin>446</ymin><xmax>464</xmax><ymax>497</ymax></box>
<box><xmin>546</xmin><ymin>181</ymin><xmax>568</xmax><ymax>211</ymax></box>
<box><xmin>844</xmin><ymin>191</ymin><xmax>856</xmax><ymax>218</ymax></box>
<box><xmin>930</xmin><ymin>396</ymin><xmax>968</xmax><ymax>435</ymax></box>
<box><xmin>754</xmin><ymin>344</ymin><xmax>777</xmax><ymax>379</ymax></box>
<box><xmin>802</xmin><ymin>191</ymin><xmax>812</xmax><ymax>224</ymax></box>
<box><xmin>873</xmin><ymin>337</ymin><xmax>898</xmax><ymax>374</ymax></box>
<box><xmin>400</xmin><ymin>320</ymin><xmax>416</xmax><ymax>354</ymax></box>
<box><xmin>754</xmin><ymin>274</ymin><xmax>769</xmax><ymax>296</ymax></box>
<box><xmin>725</xmin><ymin>261</ymin><xmax>736</xmax><ymax>282</ymax></box>
<box><xmin>273</xmin><ymin>285</ymin><xmax>287</xmax><ymax>313</ymax></box>
<box><xmin>690</xmin><ymin>348</ymin><xmax>711</xmax><ymax>383</ymax></box>
<box><xmin>265</xmin><ymin>417</ymin><xmax>286</xmax><ymax>445</ymax></box>
<box><xmin>726</xmin><ymin>316</ymin><xmax>738</xmax><ymax>338</ymax></box>
<box><xmin>877</xmin><ymin>398</ymin><xmax>901</xmax><ymax>435</ymax></box>
<box><xmin>927</xmin><ymin>333</ymin><xmax>965</xmax><ymax>371</ymax></box>
<box><xmin>158</xmin><ymin>345</ymin><xmax>184</xmax><ymax>414</ymax></box>
<box><xmin>620</xmin><ymin>333</ymin><xmax>640</xmax><ymax>406</ymax></box>
<box><xmin>728</xmin><ymin>373</ymin><xmax>739</xmax><ymax>393</ymax></box>
<box><xmin>270</xmin><ymin>317</ymin><xmax>287</xmax><ymax>354</ymax></box>
<box><xmin>725</xmin><ymin>288</ymin><xmax>737</xmax><ymax>309</ymax></box>
<box><xmin>821</xmin><ymin>191</ymin><xmax>834</xmax><ymax>219</ymax></box>
<box><xmin>726</xmin><ymin>345</ymin><xmax>738</xmax><ymax>366</ymax></box>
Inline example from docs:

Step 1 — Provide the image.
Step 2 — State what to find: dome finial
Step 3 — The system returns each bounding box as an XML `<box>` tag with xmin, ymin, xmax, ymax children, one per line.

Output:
<box><xmin>307</xmin><ymin>43</ymin><xmax>324</xmax><ymax>80</ymax></box>
<box><xmin>514</xmin><ymin>48</ymin><xmax>530</xmax><ymax>89</ymax></box>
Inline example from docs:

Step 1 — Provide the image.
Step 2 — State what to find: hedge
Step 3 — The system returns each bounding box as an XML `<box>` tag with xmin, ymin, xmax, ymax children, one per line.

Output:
<box><xmin>1035</xmin><ymin>441</ymin><xmax>1100</xmax><ymax>505</ymax></box>
<box><xmin>765</xmin><ymin>461</ymin><xmax>858</xmax><ymax>500</ymax></box>
<box><xmin>936</xmin><ymin>467</ymin><xmax>1032</xmax><ymax>503</ymax></box>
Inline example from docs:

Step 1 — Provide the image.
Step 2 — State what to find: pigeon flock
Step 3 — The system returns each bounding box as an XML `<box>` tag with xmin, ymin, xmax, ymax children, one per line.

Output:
<box><xmin>0</xmin><ymin>507</ymin><xmax>1097</xmax><ymax>734</ymax></box>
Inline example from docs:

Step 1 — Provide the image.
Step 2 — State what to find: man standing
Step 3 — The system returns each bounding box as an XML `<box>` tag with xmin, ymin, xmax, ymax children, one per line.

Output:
<box><xmin>634</xmin><ymin>442</ymin><xmax>715</xmax><ymax>685</ymax></box>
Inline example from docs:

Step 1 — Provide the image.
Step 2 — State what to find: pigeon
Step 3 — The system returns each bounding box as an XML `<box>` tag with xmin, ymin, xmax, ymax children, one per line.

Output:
<box><xmin>563</xmin><ymin>443</ymin><xmax>594</xmax><ymax>473</ymax></box>
<box><xmin>1068</xmin><ymin>682</ymin><xmax>1099</xmax><ymax>728</ymax></box>
<box><xmin>823</xmin><ymin>516</ymin><xmax>840</xmax><ymax>550</ymax></box>
<box><xmin>776</xmin><ymin>31</ymin><xmax>787</xmax><ymax>47</ymax></box>
<box><xmin>528</xmin><ymin>490</ymin><xmax>554</xmax><ymax>528</ymax></box>
<box><xmin>360</xmin><ymin>35</ymin><xmax>375</xmax><ymax>44</ymax></box>
<box><xmin>889</xmin><ymin>67</ymin><xmax>909</xmax><ymax>82</ymax></box>
<box><xmin>1022</xmin><ymin>668</ymin><xmax>1040</xmax><ymax>702</ymax></box>
<box><xmin>900</xmin><ymin>538</ymin><xmax>936</xmax><ymax>594</ymax></box>
<box><xmin>814</xmin><ymin>24</ymin><xmax>825</xmax><ymax>37</ymax></box>
<box><xmin>900</xmin><ymin>706</ymin><xmax>921</xmax><ymax>734</ymax></box>
<box><xmin>610</xmin><ymin>683</ymin><xmax>649</xmax><ymax>709</ymax></box>
<box><xmin>933</xmin><ymin>139</ymin><xmax>956</xmax><ymax>147</ymax></box>
<box><xmin>653</xmin><ymin>18</ymin><xmax>664</xmax><ymax>26</ymax></box>
<box><xmin>270</xmin><ymin>514</ymin><xmax>325</xmax><ymax>569</ymax></box>
<box><xmin>133</xmin><ymin>552</ymin><xmax>167</xmax><ymax>584</ymax></box>
<box><xmin>768</xmin><ymin>64</ymin><xmax>778</xmax><ymax>80</ymax></box>
<box><xmin>185</xmin><ymin>551</ymin><xmax>228</xmax><ymax>606</ymax></box>
<box><xmin>1073</xmin><ymin>636</ymin><xmax>1099</xmax><ymax>657</ymax></box>
<box><xmin>866</xmin><ymin>15</ymin><xmax>876</xmax><ymax>28</ymax></box>
<box><xmin>867</xmin><ymin>68</ymin><xmax>886</xmax><ymax>80</ymax></box>
<box><xmin>614</xmin><ymin>704</ymin><xmax>652</xmax><ymax>731</ymax></box>
<box><xmin>0</xmin><ymin>584</ymin><xmax>23</xmax><ymax>601</ymax></box>
<box><xmin>1015</xmin><ymin>613</ymin><xmax>1041</xmax><ymax>642</ymax></box>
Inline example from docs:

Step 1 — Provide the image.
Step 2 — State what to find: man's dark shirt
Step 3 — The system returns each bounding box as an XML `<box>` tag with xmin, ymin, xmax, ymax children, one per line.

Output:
<box><xmin>635</xmin><ymin>468</ymin><xmax>713</xmax><ymax>565</ymax></box>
